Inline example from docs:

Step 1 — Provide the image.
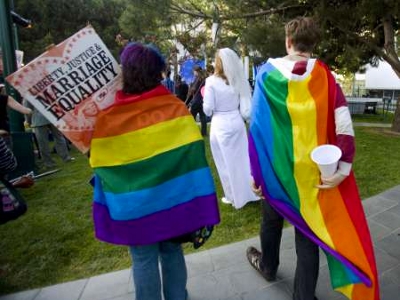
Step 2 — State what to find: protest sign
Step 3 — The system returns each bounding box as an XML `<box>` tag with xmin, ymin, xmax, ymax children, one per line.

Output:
<box><xmin>6</xmin><ymin>25</ymin><xmax>121</xmax><ymax>153</ymax></box>
<box><xmin>180</xmin><ymin>58</ymin><xmax>205</xmax><ymax>85</ymax></box>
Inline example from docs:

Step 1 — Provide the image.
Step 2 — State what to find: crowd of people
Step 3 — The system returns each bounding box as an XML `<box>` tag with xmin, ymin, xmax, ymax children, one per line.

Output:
<box><xmin>1</xmin><ymin>16</ymin><xmax>379</xmax><ymax>300</ymax></box>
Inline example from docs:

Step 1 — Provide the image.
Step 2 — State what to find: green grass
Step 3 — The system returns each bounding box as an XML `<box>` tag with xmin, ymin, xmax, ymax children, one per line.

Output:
<box><xmin>352</xmin><ymin>110</ymin><xmax>394</xmax><ymax>123</ymax></box>
<box><xmin>1</xmin><ymin>127</ymin><xmax>400</xmax><ymax>294</ymax></box>
<box><xmin>352</xmin><ymin>127</ymin><xmax>400</xmax><ymax>198</ymax></box>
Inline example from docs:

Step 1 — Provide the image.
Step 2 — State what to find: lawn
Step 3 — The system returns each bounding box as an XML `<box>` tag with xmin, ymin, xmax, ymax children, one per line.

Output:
<box><xmin>1</xmin><ymin>126</ymin><xmax>400</xmax><ymax>295</ymax></box>
<box><xmin>351</xmin><ymin>110</ymin><xmax>394</xmax><ymax>123</ymax></box>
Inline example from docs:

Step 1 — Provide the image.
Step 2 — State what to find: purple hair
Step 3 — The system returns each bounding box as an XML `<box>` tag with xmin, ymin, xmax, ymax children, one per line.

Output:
<box><xmin>120</xmin><ymin>42</ymin><xmax>166</xmax><ymax>94</ymax></box>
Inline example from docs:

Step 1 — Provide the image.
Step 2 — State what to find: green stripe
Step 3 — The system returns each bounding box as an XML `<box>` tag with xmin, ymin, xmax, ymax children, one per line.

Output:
<box><xmin>95</xmin><ymin>140</ymin><xmax>208</xmax><ymax>193</ymax></box>
<box><xmin>326</xmin><ymin>252</ymin><xmax>352</xmax><ymax>289</ymax></box>
<box><xmin>265</xmin><ymin>70</ymin><xmax>300</xmax><ymax>209</ymax></box>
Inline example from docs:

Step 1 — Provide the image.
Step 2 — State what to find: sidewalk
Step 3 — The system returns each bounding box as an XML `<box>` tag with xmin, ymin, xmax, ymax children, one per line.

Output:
<box><xmin>1</xmin><ymin>186</ymin><xmax>400</xmax><ymax>300</ymax></box>
<box><xmin>353</xmin><ymin>122</ymin><xmax>392</xmax><ymax>128</ymax></box>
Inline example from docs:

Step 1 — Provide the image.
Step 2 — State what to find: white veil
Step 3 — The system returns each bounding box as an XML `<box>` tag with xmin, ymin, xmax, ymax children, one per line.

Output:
<box><xmin>218</xmin><ymin>48</ymin><xmax>252</xmax><ymax>120</ymax></box>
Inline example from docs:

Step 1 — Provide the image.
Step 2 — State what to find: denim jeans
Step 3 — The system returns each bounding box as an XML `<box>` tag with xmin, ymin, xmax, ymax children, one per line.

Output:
<box><xmin>129</xmin><ymin>241</ymin><xmax>188</xmax><ymax>300</ymax></box>
<box><xmin>260</xmin><ymin>200</ymin><xmax>319</xmax><ymax>300</ymax></box>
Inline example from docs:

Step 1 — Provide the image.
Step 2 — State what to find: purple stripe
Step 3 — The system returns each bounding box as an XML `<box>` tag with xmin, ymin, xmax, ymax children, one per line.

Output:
<box><xmin>93</xmin><ymin>194</ymin><xmax>220</xmax><ymax>246</ymax></box>
<box><xmin>248</xmin><ymin>134</ymin><xmax>264</xmax><ymax>193</ymax></box>
<box><xmin>248</xmin><ymin>134</ymin><xmax>371</xmax><ymax>287</ymax></box>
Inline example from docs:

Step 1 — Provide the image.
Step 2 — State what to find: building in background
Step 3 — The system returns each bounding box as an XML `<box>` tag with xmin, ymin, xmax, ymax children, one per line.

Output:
<box><xmin>364</xmin><ymin>60</ymin><xmax>400</xmax><ymax>101</ymax></box>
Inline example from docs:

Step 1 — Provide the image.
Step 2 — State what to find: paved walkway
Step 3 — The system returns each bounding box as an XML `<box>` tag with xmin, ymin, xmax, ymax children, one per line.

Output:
<box><xmin>1</xmin><ymin>186</ymin><xmax>400</xmax><ymax>300</ymax></box>
<box><xmin>353</xmin><ymin>122</ymin><xmax>392</xmax><ymax>128</ymax></box>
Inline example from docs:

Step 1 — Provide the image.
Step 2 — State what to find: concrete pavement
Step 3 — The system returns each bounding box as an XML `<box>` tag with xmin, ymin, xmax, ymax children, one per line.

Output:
<box><xmin>1</xmin><ymin>185</ymin><xmax>400</xmax><ymax>300</ymax></box>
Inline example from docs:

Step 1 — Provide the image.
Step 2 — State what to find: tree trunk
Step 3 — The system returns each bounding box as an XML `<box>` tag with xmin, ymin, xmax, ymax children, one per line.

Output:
<box><xmin>382</xmin><ymin>14</ymin><xmax>400</xmax><ymax>77</ymax></box>
<box><xmin>391</xmin><ymin>96</ymin><xmax>400</xmax><ymax>132</ymax></box>
<box><xmin>381</xmin><ymin>15</ymin><xmax>400</xmax><ymax>132</ymax></box>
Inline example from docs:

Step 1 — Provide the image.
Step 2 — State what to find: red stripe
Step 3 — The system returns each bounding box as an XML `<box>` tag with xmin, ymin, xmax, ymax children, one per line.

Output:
<box><xmin>339</xmin><ymin>176</ymin><xmax>379</xmax><ymax>299</ymax></box>
<box><xmin>113</xmin><ymin>84</ymin><xmax>170</xmax><ymax>106</ymax></box>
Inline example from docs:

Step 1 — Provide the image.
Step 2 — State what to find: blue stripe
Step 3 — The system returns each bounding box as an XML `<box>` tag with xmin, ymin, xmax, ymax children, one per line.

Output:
<box><xmin>94</xmin><ymin>167</ymin><xmax>216</xmax><ymax>221</ymax></box>
<box><xmin>250</xmin><ymin>62</ymin><xmax>292</xmax><ymax>206</ymax></box>
<box><xmin>344</xmin><ymin>263</ymin><xmax>362</xmax><ymax>284</ymax></box>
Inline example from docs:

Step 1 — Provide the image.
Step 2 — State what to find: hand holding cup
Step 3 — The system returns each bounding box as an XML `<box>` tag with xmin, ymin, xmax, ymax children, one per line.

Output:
<box><xmin>311</xmin><ymin>145</ymin><xmax>344</xmax><ymax>189</ymax></box>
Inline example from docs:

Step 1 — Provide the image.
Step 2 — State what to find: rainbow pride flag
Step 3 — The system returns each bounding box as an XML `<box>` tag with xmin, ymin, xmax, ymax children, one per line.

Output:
<box><xmin>249</xmin><ymin>59</ymin><xmax>379</xmax><ymax>300</ymax></box>
<box><xmin>89</xmin><ymin>85</ymin><xmax>220</xmax><ymax>246</ymax></box>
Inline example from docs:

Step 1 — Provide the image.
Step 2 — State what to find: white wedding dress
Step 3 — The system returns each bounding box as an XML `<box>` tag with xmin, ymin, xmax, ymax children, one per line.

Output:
<box><xmin>203</xmin><ymin>75</ymin><xmax>259</xmax><ymax>209</ymax></box>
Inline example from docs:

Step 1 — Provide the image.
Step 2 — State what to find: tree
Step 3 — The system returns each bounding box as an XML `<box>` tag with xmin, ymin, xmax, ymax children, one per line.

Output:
<box><xmin>118</xmin><ymin>0</ymin><xmax>173</xmax><ymax>49</ymax></box>
<box><xmin>14</xmin><ymin>0</ymin><xmax>125</xmax><ymax>61</ymax></box>
<box><xmin>168</xmin><ymin>0</ymin><xmax>400</xmax><ymax>131</ymax></box>
<box><xmin>12</xmin><ymin>0</ymin><xmax>400</xmax><ymax>131</ymax></box>
<box><xmin>304</xmin><ymin>0</ymin><xmax>399</xmax><ymax>131</ymax></box>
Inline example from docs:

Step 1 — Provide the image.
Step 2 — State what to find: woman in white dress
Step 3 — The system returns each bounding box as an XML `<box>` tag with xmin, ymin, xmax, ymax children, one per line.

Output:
<box><xmin>203</xmin><ymin>48</ymin><xmax>259</xmax><ymax>209</ymax></box>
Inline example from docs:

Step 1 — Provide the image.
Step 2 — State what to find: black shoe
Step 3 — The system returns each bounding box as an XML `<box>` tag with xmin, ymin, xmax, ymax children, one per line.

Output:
<box><xmin>246</xmin><ymin>246</ymin><xmax>276</xmax><ymax>281</ymax></box>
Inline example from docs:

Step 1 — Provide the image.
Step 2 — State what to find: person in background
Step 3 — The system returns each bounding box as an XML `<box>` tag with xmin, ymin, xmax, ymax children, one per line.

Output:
<box><xmin>186</xmin><ymin>65</ymin><xmax>207</xmax><ymax>136</ymax></box>
<box><xmin>24</xmin><ymin>102</ymin><xmax>74</xmax><ymax>169</ymax></box>
<box><xmin>89</xmin><ymin>42</ymin><xmax>220</xmax><ymax>300</ymax></box>
<box><xmin>206</xmin><ymin>64</ymin><xmax>214</xmax><ymax>77</ymax></box>
<box><xmin>247</xmin><ymin>16</ymin><xmax>379</xmax><ymax>300</ymax></box>
<box><xmin>0</xmin><ymin>84</ymin><xmax>32</xmax><ymax>146</ymax></box>
<box><xmin>0</xmin><ymin>135</ymin><xmax>27</xmax><ymax>225</ymax></box>
<box><xmin>0</xmin><ymin>136</ymin><xmax>17</xmax><ymax>175</ymax></box>
<box><xmin>161</xmin><ymin>70</ymin><xmax>175</xmax><ymax>93</ymax></box>
<box><xmin>174</xmin><ymin>74</ymin><xmax>188</xmax><ymax>102</ymax></box>
<box><xmin>202</xmin><ymin>48</ymin><xmax>259</xmax><ymax>208</ymax></box>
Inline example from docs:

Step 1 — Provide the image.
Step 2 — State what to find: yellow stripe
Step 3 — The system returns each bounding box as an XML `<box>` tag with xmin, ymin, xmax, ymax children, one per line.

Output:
<box><xmin>287</xmin><ymin>77</ymin><xmax>335</xmax><ymax>249</ymax></box>
<box><xmin>90</xmin><ymin>115</ymin><xmax>202</xmax><ymax>167</ymax></box>
<box><xmin>336</xmin><ymin>284</ymin><xmax>353</xmax><ymax>299</ymax></box>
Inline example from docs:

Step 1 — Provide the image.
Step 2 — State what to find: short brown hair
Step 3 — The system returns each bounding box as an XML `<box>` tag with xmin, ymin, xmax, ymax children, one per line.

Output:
<box><xmin>285</xmin><ymin>17</ymin><xmax>320</xmax><ymax>53</ymax></box>
<box><xmin>193</xmin><ymin>65</ymin><xmax>206</xmax><ymax>80</ymax></box>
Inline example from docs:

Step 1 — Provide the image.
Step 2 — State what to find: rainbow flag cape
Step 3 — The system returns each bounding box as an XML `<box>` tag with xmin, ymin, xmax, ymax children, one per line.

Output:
<box><xmin>249</xmin><ymin>58</ymin><xmax>379</xmax><ymax>300</ymax></box>
<box><xmin>89</xmin><ymin>85</ymin><xmax>220</xmax><ymax>246</ymax></box>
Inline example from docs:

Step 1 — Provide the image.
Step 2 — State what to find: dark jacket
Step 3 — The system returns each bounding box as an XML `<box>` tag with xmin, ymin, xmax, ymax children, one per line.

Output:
<box><xmin>175</xmin><ymin>82</ymin><xmax>189</xmax><ymax>102</ymax></box>
<box><xmin>187</xmin><ymin>77</ymin><xmax>205</xmax><ymax>107</ymax></box>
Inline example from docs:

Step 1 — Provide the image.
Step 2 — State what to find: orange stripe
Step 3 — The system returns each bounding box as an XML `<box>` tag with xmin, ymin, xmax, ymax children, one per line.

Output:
<box><xmin>352</xmin><ymin>282</ymin><xmax>377</xmax><ymax>300</ymax></box>
<box><xmin>319</xmin><ymin>189</ymin><xmax>372</xmax><ymax>284</ymax></box>
<box><xmin>308</xmin><ymin>64</ymin><xmax>328</xmax><ymax>145</ymax></box>
<box><xmin>93</xmin><ymin>94</ymin><xmax>190</xmax><ymax>138</ymax></box>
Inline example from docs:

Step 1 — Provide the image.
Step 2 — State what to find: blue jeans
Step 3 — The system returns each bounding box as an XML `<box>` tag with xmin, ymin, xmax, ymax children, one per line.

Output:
<box><xmin>129</xmin><ymin>241</ymin><xmax>188</xmax><ymax>300</ymax></box>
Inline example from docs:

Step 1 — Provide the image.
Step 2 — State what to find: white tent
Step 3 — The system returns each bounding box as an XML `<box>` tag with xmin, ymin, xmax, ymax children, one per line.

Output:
<box><xmin>365</xmin><ymin>60</ymin><xmax>400</xmax><ymax>90</ymax></box>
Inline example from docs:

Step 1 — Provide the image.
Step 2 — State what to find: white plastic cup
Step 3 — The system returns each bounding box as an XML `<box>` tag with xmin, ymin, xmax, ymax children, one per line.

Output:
<box><xmin>310</xmin><ymin>145</ymin><xmax>342</xmax><ymax>177</ymax></box>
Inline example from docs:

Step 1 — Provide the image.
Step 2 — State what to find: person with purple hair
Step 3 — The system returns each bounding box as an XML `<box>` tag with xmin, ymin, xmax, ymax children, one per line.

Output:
<box><xmin>89</xmin><ymin>42</ymin><xmax>220</xmax><ymax>300</ymax></box>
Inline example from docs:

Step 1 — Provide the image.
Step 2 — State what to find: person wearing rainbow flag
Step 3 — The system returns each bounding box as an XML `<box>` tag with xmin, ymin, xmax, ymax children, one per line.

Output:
<box><xmin>89</xmin><ymin>43</ymin><xmax>220</xmax><ymax>300</ymax></box>
<box><xmin>246</xmin><ymin>17</ymin><xmax>379</xmax><ymax>300</ymax></box>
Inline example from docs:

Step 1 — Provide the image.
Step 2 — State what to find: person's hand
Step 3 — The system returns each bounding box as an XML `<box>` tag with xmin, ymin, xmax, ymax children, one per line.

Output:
<box><xmin>316</xmin><ymin>172</ymin><xmax>347</xmax><ymax>189</ymax></box>
<box><xmin>251</xmin><ymin>178</ymin><xmax>263</xmax><ymax>197</ymax></box>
